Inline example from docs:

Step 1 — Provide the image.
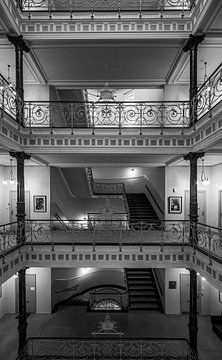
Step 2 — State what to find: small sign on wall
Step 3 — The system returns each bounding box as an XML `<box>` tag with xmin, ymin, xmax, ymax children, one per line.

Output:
<box><xmin>169</xmin><ymin>281</ymin><xmax>177</xmax><ymax>289</ymax></box>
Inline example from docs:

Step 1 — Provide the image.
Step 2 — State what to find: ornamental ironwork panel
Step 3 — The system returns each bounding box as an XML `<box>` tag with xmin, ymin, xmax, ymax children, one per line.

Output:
<box><xmin>18</xmin><ymin>337</ymin><xmax>198</xmax><ymax>360</ymax></box>
<box><xmin>23</xmin><ymin>101</ymin><xmax>190</xmax><ymax>129</ymax></box>
<box><xmin>0</xmin><ymin>74</ymin><xmax>17</xmax><ymax>121</ymax></box>
<box><xmin>197</xmin><ymin>62</ymin><xmax>222</xmax><ymax>120</ymax></box>
<box><xmin>19</xmin><ymin>0</ymin><xmax>194</xmax><ymax>12</ymax></box>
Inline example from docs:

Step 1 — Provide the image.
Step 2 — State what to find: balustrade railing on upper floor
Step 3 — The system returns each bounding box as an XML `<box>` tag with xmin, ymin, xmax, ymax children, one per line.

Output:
<box><xmin>0</xmin><ymin>73</ymin><xmax>18</xmax><ymax>121</ymax></box>
<box><xmin>22</xmin><ymin>100</ymin><xmax>190</xmax><ymax>131</ymax></box>
<box><xmin>1</xmin><ymin>62</ymin><xmax>222</xmax><ymax>131</ymax></box>
<box><xmin>18</xmin><ymin>0</ymin><xmax>195</xmax><ymax>15</ymax></box>
<box><xmin>197</xmin><ymin>62</ymin><xmax>222</xmax><ymax>121</ymax></box>
<box><xmin>1</xmin><ymin>219</ymin><xmax>222</xmax><ymax>264</ymax></box>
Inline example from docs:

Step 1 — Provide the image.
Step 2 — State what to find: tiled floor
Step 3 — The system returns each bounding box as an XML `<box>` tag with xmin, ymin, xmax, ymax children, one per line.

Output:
<box><xmin>0</xmin><ymin>306</ymin><xmax>222</xmax><ymax>359</ymax></box>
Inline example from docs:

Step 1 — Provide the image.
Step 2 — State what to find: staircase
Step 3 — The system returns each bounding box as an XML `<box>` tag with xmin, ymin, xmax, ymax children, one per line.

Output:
<box><xmin>126</xmin><ymin>268</ymin><xmax>162</xmax><ymax>311</ymax></box>
<box><xmin>126</xmin><ymin>193</ymin><xmax>160</xmax><ymax>225</ymax></box>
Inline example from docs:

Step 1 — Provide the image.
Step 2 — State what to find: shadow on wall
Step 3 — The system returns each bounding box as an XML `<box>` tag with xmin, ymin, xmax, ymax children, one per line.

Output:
<box><xmin>51</xmin><ymin>268</ymin><xmax>126</xmax><ymax>311</ymax></box>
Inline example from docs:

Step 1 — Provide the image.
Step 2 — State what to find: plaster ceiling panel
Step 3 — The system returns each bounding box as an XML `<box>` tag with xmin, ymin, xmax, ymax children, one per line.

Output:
<box><xmin>209</xmin><ymin>7</ymin><xmax>222</xmax><ymax>32</ymax></box>
<box><xmin>36</xmin><ymin>153</ymin><xmax>176</xmax><ymax>167</ymax></box>
<box><xmin>31</xmin><ymin>40</ymin><xmax>181</xmax><ymax>87</ymax></box>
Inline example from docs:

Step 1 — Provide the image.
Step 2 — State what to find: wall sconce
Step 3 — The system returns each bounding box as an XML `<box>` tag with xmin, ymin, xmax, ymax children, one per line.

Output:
<box><xmin>200</xmin><ymin>158</ymin><xmax>209</xmax><ymax>185</ymax></box>
<box><xmin>3</xmin><ymin>158</ymin><xmax>16</xmax><ymax>185</ymax></box>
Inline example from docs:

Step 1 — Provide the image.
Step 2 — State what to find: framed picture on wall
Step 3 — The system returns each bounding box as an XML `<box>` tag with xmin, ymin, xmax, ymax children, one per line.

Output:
<box><xmin>33</xmin><ymin>195</ymin><xmax>47</xmax><ymax>212</ymax></box>
<box><xmin>168</xmin><ymin>196</ymin><xmax>182</xmax><ymax>214</ymax></box>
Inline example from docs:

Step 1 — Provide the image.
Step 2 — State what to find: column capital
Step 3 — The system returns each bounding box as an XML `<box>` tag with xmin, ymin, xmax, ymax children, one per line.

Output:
<box><xmin>7</xmin><ymin>34</ymin><xmax>30</xmax><ymax>53</ymax></box>
<box><xmin>9</xmin><ymin>151</ymin><xmax>31</xmax><ymax>162</ymax></box>
<box><xmin>183</xmin><ymin>33</ymin><xmax>205</xmax><ymax>52</ymax></box>
<box><xmin>183</xmin><ymin>152</ymin><xmax>205</xmax><ymax>162</ymax></box>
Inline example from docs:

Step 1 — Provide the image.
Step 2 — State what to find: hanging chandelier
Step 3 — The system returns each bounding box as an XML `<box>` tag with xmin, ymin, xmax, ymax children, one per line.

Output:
<box><xmin>200</xmin><ymin>158</ymin><xmax>209</xmax><ymax>185</ymax></box>
<box><xmin>3</xmin><ymin>158</ymin><xmax>16</xmax><ymax>185</ymax></box>
<box><xmin>97</xmin><ymin>82</ymin><xmax>116</xmax><ymax>101</ymax></box>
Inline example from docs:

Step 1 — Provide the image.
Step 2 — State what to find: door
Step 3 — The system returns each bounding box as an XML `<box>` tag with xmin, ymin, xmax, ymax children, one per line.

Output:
<box><xmin>219</xmin><ymin>191</ymin><xmax>222</xmax><ymax>228</ymax></box>
<box><xmin>180</xmin><ymin>274</ymin><xmax>201</xmax><ymax>313</ymax></box>
<box><xmin>9</xmin><ymin>190</ymin><xmax>30</xmax><ymax>223</ymax></box>
<box><xmin>15</xmin><ymin>274</ymin><xmax>36</xmax><ymax>313</ymax></box>
<box><xmin>185</xmin><ymin>190</ymin><xmax>206</xmax><ymax>224</ymax></box>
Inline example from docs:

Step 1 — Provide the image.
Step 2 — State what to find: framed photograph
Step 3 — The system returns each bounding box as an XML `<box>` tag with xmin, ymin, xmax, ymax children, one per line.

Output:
<box><xmin>33</xmin><ymin>195</ymin><xmax>47</xmax><ymax>213</ymax></box>
<box><xmin>168</xmin><ymin>196</ymin><xmax>182</xmax><ymax>214</ymax></box>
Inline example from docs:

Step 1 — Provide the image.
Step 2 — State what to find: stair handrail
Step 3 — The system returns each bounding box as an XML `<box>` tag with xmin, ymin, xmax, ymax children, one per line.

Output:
<box><xmin>145</xmin><ymin>184</ymin><xmax>164</xmax><ymax>218</ymax></box>
<box><xmin>86</xmin><ymin>167</ymin><xmax>130</xmax><ymax>220</ymax></box>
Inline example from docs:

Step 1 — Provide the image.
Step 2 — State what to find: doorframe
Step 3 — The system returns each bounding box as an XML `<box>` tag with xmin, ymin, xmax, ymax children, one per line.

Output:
<box><xmin>218</xmin><ymin>190</ymin><xmax>222</xmax><ymax>228</ymax></box>
<box><xmin>15</xmin><ymin>273</ymin><xmax>36</xmax><ymax>314</ymax></box>
<box><xmin>180</xmin><ymin>273</ymin><xmax>202</xmax><ymax>314</ymax></box>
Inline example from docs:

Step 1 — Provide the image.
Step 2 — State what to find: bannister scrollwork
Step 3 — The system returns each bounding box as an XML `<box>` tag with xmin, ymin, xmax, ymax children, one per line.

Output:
<box><xmin>17</xmin><ymin>337</ymin><xmax>198</xmax><ymax>360</ymax></box>
<box><xmin>19</xmin><ymin>0</ymin><xmax>194</xmax><ymax>13</ymax></box>
<box><xmin>23</xmin><ymin>101</ymin><xmax>190</xmax><ymax>130</ymax></box>
<box><xmin>197</xmin><ymin>62</ymin><xmax>222</xmax><ymax>120</ymax></box>
<box><xmin>1</xmin><ymin>219</ymin><xmax>222</xmax><ymax>264</ymax></box>
<box><xmin>0</xmin><ymin>73</ymin><xmax>17</xmax><ymax>121</ymax></box>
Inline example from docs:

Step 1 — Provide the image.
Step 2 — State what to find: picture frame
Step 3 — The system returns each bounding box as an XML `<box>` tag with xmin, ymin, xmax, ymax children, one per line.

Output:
<box><xmin>168</xmin><ymin>196</ymin><xmax>182</xmax><ymax>214</ymax></box>
<box><xmin>33</xmin><ymin>195</ymin><xmax>47</xmax><ymax>213</ymax></box>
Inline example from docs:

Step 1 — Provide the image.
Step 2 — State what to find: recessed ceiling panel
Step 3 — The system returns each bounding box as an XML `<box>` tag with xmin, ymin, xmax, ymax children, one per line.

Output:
<box><xmin>31</xmin><ymin>39</ymin><xmax>182</xmax><ymax>87</ymax></box>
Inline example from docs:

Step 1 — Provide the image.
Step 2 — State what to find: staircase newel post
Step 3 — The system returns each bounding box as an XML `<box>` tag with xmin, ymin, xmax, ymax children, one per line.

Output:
<box><xmin>184</xmin><ymin>151</ymin><xmax>204</xmax><ymax>358</ymax></box>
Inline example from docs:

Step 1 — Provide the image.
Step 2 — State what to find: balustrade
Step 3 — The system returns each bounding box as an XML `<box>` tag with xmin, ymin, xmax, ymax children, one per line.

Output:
<box><xmin>16</xmin><ymin>337</ymin><xmax>197</xmax><ymax>360</ymax></box>
<box><xmin>197</xmin><ymin>62</ymin><xmax>222</xmax><ymax>120</ymax></box>
<box><xmin>18</xmin><ymin>0</ymin><xmax>195</xmax><ymax>13</ymax></box>
<box><xmin>2</xmin><ymin>63</ymin><xmax>222</xmax><ymax>129</ymax></box>
<box><xmin>22</xmin><ymin>100</ymin><xmax>190</xmax><ymax>130</ymax></box>
<box><xmin>1</xmin><ymin>219</ymin><xmax>222</xmax><ymax>263</ymax></box>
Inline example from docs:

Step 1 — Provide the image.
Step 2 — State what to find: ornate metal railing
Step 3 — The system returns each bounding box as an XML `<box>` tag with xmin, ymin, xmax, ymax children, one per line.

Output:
<box><xmin>89</xmin><ymin>287</ymin><xmax>128</xmax><ymax>311</ymax></box>
<box><xmin>87</xmin><ymin>168</ymin><xmax>130</xmax><ymax>216</ymax></box>
<box><xmin>0</xmin><ymin>221</ymin><xmax>19</xmax><ymax>256</ymax></box>
<box><xmin>16</xmin><ymin>337</ymin><xmax>197</xmax><ymax>360</ymax></box>
<box><xmin>18</xmin><ymin>0</ymin><xmax>195</xmax><ymax>14</ymax></box>
<box><xmin>197</xmin><ymin>62</ymin><xmax>222</xmax><ymax>120</ymax></box>
<box><xmin>22</xmin><ymin>100</ymin><xmax>190</xmax><ymax>130</ymax></box>
<box><xmin>0</xmin><ymin>73</ymin><xmax>18</xmax><ymax>121</ymax></box>
<box><xmin>1</xmin><ymin>219</ymin><xmax>222</xmax><ymax>263</ymax></box>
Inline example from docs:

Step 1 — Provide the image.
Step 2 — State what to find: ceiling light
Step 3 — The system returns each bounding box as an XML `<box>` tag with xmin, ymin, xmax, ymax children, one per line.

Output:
<box><xmin>200</xmin><ymin>158</ymin><xmax>209</xmax><ymax>185</ymax></box>
<box><xmin>3</xmin><ymin>158</ymin><xmax>16</xmax><ymax>185</ymax></box>
<box><xmin>97</xmin><ymin>82</ymin><xmax>116</xmax><ymax>101</ymax></box>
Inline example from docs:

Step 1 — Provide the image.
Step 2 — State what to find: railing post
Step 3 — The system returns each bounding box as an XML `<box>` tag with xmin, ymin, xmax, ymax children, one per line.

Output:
<box><xmin>118</xmin><ymin>102</ymin><xmax>122</xmax><ymax>135</ymax></box>
<box><xmin>92</xmin><ymin>102</ymin><xmax>95</xmax><ymax>135</ymax></box>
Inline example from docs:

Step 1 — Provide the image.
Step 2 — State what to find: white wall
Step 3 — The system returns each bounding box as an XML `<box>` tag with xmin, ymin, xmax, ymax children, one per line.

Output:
<box><xmin>27</xmin><ymin>267</ymin><xmax>51</xmax><ymax>313</ymax></box>
<box><xmin>51</xmin><ymin>267</ymin><xmax>125</xmax><ymax>310</ymax></box>
<box><xmin>51</xmin><ymin>167</ymin><xmax>124</xmax><ymax>219</ymax></box>
<box><xmin>165</xmin><ymin>268</ymin><xmax>222</xmax><ymax>315</ymax></box>
<box><xmin>0</xmin><ymin>276</ymin><xmax>16</xmax><ymax>319</ymax></box>
<box><xmin>165</xmin><ymin>166</ymin><xmax>190</xmax><ymax>221</ymax></box>
<box><xmin>0</xmin><ymin>165</ymin><xmax>50</xmax><ymax>223</ymax></box>
<box><xmin>0</xmin><ymin>166</ymin><xmax>10</xmax><ymax>224</ymax></box>
<box><xmin>163</xmin><ymin>84</ymin><xmax>189</xmax><ymax>101</ymax></box>
<box><xmin>0</xmin><ymin>268</ymin><xmax>51</xmax><ymax>319</ymax></box>
<box><xmin>24</xmin><ymin>85</ymin><xmax>49</xmax><ymax>101</ymax></box>
<box><xmin>165</xmin><ymin>268</ymin><xmax>189</xmax><ymax>314</ymax></box>
<box><xmin>25</xmin><ymin>166</ymin><xmax>50</xmax><ymax>219</ymax></box>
